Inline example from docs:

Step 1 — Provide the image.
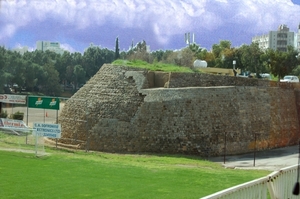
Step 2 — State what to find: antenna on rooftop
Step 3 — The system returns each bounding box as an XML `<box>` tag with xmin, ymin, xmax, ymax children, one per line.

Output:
<box><xmin>185</xmin><ymin>33</ymin><xmax>195</xmax><ymax>45</ymax></box>
<box><xmin>192</xmin><ymin>33</ymin><xmax>195</xmax><ymax>43</ymax></box>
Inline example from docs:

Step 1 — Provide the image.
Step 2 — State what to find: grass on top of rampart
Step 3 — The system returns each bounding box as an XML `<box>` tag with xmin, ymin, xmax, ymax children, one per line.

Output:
<box><xmin>112</xmin><ymin>59</ymin><xmax>196</xmax><ymax>73</ymax></box>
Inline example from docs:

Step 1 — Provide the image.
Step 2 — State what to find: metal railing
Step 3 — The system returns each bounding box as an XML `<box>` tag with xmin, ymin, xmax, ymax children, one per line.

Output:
<box><xmin>201</xmin><ymin>165</ymin><xmax>299</xmax><ymax>199</ymax></box>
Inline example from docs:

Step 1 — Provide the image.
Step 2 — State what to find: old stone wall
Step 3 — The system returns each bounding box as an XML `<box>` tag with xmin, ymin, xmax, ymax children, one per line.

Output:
<box><xmin>166</xmin><ymin>72</ymin><xmax>270</xmax><ymax>88</ymax></box>
<box><xmin>58</xmin><ymin>64</ymin><xmax>300</xmax><ymax>156</ymax></box>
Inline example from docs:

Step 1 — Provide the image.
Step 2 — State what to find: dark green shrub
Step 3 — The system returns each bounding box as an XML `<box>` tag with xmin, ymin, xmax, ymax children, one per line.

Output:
<box><xmin>10</xmin><ymin>111</ymin><xmax>24</xmax><ymax>120</ymax></box>
<box><xmin>0</xmin><ymin>110</ymin><xmax>8</xmax><ymax>118</ymax></box>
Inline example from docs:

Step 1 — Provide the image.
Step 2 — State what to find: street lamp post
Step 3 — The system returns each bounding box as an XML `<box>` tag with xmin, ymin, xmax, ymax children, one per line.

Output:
<box><xmin>233</xmin><ymin>60</ymin><xmax>236</xmax><ymax>70</ymax></box>
<box><xmin>233</xmin><ymin>60</ymin><xmax>237</xmax><ymax>76</ymax></box>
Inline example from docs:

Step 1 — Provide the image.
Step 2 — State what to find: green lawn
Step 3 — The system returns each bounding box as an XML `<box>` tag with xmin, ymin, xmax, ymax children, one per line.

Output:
<box><xmin>0</xmin><ymin>132</ymin><xmax>270</xmax><ymax>199</ymax></box>
<box><xmin>112</xmin><ymin>59</ymin><xmax>196</xmax><ymax>73</ymax></box>
<box><xmin>0</xmin><ymin>150</ymin><xmax>270</xmax><ymax>198</ymax></box>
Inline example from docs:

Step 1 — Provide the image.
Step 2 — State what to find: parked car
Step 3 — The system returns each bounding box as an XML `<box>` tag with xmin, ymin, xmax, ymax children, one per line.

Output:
<box><xmin>237</xmin><ymin>71</ymin><xmax>255</xmax><ymax>78</ymax></box>
<box><xmin>280</xmin><ymin>75</ymin><xmax>299</xmax><ymax>83</ymax></box>
<box><xmin>260</xmin><ymin>73</ymin><xmax>272</xmax><ymax>80</ymax></box>
<box><xmin>237</xmin><ymin>71</ymin><xmax>249</xmax><ymax>78</ymax></box>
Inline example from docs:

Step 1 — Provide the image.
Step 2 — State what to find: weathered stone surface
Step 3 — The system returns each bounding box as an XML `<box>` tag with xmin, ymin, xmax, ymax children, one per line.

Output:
<box><xmin>58</xmin><ymin>64</ymin><xmax>300</xmax><ymax>157</ymax></box>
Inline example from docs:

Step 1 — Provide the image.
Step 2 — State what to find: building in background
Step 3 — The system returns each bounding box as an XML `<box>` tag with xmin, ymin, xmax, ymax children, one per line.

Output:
<box><xmin>297</xmin><ymin>24</ymin><xmax>300</xmax><ymax>52</ymax></box>
<box><xmin>13</xmin><ymin>46</ymin><xmax>28</xmax><ymax>55</ymax></box>
<box><xmin>36</xmin><ymin>41</ymin><xmax>64</xmax><ymax>54</ymax></box>
<box><xmin>252</xmin><ymin>24</ymin><xmax>295</xmax><ymax>52</ymax></box>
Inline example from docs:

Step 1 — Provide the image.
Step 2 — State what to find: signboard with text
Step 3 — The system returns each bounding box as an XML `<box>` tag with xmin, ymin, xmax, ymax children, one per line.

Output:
<box><xmin>32</xmin><ymin>123</ymin><xmax>61</xmax><ymax>138</ymax></box>
<box><xmin>0</xmin><ymin>94</ymin><xmax>26</xmax><ymax>104</ymax></box>
<box><xmin>28</xmin><ymin>96</ymin><xmax>60</xmax><ymax>110</ymax></box>
<box><xmin>0</xmin><ymin>118</ymin><xmax>30</xmax><ymax>132</ymax></box>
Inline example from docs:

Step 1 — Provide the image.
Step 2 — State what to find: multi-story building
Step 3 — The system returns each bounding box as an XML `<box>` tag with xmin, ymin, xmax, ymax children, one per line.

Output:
<box><xmin>297</xmin><ymin>24</ymin><xmax>300</xmax><ymax>52</ymax></box>
<box><xmin>252</xmin><ymin>24</ymin><xmax>295</xmax><ymax>52</ymax></box>
<box><xmin>36</xmin><ymin>41</ymin><xmax>64</xmax><ymax>54</ymax></box>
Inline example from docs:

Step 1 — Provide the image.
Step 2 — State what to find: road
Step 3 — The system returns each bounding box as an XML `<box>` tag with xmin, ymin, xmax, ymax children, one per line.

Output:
<box><xmin>2</xmin><ymin>103</ymin><xmax>64</xmax><ymax>127</ymax></box>
<box><xmin>207</xmin><ymin>145</ymin><xmax>299</xmax><ymax>171</ymax></box>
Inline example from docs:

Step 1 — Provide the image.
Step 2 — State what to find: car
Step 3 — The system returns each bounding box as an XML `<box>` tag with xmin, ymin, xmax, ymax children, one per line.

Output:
<box><xmin>280</xmin><ymin>75</ymin><xmax>299</xmax><ymax>83</ymax></box>
<box><xmin>237</xmin><ymin>71</ymin><xmax>255</xmax><ymax>78</ymax></box>
<box><xmin>260</xmin><ymin>73</ymin><xmax>272</xmax><ymax>80</ymax></box>
<box><xmin>237</xmin><ymin>71</ymin><xmax>248</xmax><ymax>78</ymax></box>
<box><xmin>62</xmin><ymin>84</ymin><xmax>74</xmax><ymax>91</ymax></box>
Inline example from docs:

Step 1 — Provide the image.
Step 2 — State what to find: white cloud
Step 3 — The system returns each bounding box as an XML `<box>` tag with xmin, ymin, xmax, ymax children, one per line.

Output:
<box><xmin>0</xmin><ymin>24</ymin><xmax>16</xmax><ymax>40</ymax></box>
<box><xmin>1</xmin><ymin>0</ymin><xmax>300</xmax><ymax>49</ymax></box>
<box><xmin>60</xmin><ymin>43</ymin><xmax>76</xmax><ymax>52</ymax></box>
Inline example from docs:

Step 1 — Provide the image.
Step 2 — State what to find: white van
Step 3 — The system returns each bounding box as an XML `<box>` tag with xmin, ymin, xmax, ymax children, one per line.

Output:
<box><xmin>280</xmin><ymin>75</ymin><xmax>299</xmax><ymax>83</ymax></box>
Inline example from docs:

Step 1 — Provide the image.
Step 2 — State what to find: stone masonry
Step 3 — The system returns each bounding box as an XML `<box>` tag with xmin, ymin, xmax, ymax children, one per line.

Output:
<box><xmin>58</xmin><ymin>64</ymin><xmax>300</xmax><ymax>157</ymax></box>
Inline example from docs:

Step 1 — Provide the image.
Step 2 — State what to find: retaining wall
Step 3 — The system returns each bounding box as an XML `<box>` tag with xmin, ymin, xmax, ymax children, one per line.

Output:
<box><xmin>58</xmin><ymin>64</ymin><xmax>300</xmax><ymax>156</ymax></box>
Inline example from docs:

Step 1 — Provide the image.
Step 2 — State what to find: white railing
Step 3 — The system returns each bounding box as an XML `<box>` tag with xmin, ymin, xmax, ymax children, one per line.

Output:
<box><xmin>201</xmin><ymin>165</ymin><xmax>299</xmax><ymax>199</ymax></box>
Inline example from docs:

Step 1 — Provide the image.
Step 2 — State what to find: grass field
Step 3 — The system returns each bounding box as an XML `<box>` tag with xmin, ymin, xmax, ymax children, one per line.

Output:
<box><xmin>0</xmin><ymin>132</ymin><xmax>271</xmax><ymax>199</ymax></box>
<box><xmin>112</xmin><ymin>59</ymin><xmax>196</xmax><ymax>73</ymax></box>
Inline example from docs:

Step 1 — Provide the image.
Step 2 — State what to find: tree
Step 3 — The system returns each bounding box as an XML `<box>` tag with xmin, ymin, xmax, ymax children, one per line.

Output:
<box><xmin>23</xmin><ymin>62</ymin><xmax>39</xmax><ymax>91</ymax></box>
<box><xmin>66</xmin><ymin>65</ymin><xmax>75</xmax><ymax>85</ymax></box>
<box><xmin>127</xmin><ymin>40</ymin><xmax>150</xmax><ymax>62</ymax></box>
<box><xmin>222</xmin><ymin>47</ymin><xmax>237</xmax><ymax>69</ymax></box>
<box><xmin>0</xmin><ymin>47</ymin><xmax>6</xmax><ymax>93</ymax></box>
<box><xmin>115</xmin><ymin>37</ymin><xmax>120</xmax><ymax>60</ymax></box>
<box><xmin>189</xmin><ymin>43</ymin><xmax>202</xmax><ymax>54</ymax></box>
<box><xmin>83</xmin><ymin>46</ymin><xmax>114</xmax><ymax>79</ymax></box>
<box><xmin>291</xmin><ymin>65</ymin><xmax>300</xmax><ymax>77</ymax></box>
<box><xmin>3</xmin><ymin>51</ymin><xmax>22</xmax><ymax>89</ymax></box>
<box><xmin>211</xmin><ymin>40</ymin><xmax>232</xmax><ymax>68</ymax></box>
<box><xmin>12</xmin><ymin>58</ymin><xmax>27</xmax><ymax>92</ymax></box>
<box><xmin>268</xmin><ymin>46</ymin><xmax>300</xmax><ymax>79</ymax></box>
<box><xmin>41</xmin><ymin>63</ymin><xmax>61</xmax><ymax>96</ymax></box>
<box><xmin>74</xmin><ymin>65</ymin><xmax>86</xmax><ymax>88</ymax></box>
<box><xmin>165</xmin><ymin>51</ymin><xmax>181</xmax><ymax>66</ymax></box>
<box><xmin>240</xmin><ymin>43</ymin><xmax>263</xmax><ymax>77</ymax></box>
<box><xmin>235</xmin><ymin>46</ymin><xmax>248</xmax><ymax>72</ymax></box>
<box><xmin>196</xmin><ymin>49</ymin><xmax>215</xmax><ymax>67</ymax></box>
<box><xmin>151</xmin><ymin>50</ymin><xmax>165</xmax><ymax>63</ymax></box>
<box><xmin>57</xmin><ymin>51</ymin><xmax>72</xmax><ymax>85</ymax></box>
<box><xmin>72</xmin><ymin>52</ymin><xmax>83</xmax><ymax>66</ymax></box>
<box><xmin>180</xmin><ymin>47</ymin><xmax>195</xmax><ymax>67</ymax></box>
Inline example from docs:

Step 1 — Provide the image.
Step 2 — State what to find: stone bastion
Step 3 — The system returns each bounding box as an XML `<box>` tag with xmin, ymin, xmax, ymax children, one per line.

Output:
<box><xmin>58</xmin><ymin>64</ymin><xmax>300</xmax><ymax>157</ymax></box>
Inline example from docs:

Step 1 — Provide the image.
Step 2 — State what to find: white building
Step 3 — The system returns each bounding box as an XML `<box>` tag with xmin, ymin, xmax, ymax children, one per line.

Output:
<box><xmin>297</xmin><ymin>24</ymin><xmax>300</xmax><ymax>52</ymax></box>
<box><xmin>252</xmin><ymin>24</ymin><xmax>295</xmax><ymax>52</ymax></box>
<box><xmin>36</xmin><ymin>41</ymin><xmax>65</xmax><ymax>54</ymax></box>
<box><xmin>13</xmin><ymin>46</ymin><xmax>28</xmax><ymax>55</ymax></box>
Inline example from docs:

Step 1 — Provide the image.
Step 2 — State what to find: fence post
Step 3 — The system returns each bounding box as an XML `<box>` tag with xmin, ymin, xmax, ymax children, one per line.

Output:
<box><xmin>254</xmin><ymin>133</ymin><xmax>257</xmax><ymax>167</ymax></box>
<box><xmin>224</xmin><ymin>132</ymin><xmax>227</xmax><ymax>164</ymax></box>
<box><xmin>26</xmin><ymin>95</ymin><xmax>29</xmax><ymax>144</ymax></box>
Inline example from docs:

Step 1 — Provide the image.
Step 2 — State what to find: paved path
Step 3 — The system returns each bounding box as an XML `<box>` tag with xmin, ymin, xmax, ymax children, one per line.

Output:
<box><xmin>207</xmin><ymin>145</ymin><xmax>299</xmax><ymax>171</ymax></box>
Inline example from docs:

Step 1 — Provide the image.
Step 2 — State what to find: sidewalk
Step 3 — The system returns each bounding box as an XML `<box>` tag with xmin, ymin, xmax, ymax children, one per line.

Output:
<box><xmin>207</xmin><ymin>145</ymin><xmax>299</xmax><ymax>171</ymax></box>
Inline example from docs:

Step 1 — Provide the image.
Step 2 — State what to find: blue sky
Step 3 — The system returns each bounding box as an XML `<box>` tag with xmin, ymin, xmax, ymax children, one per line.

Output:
<box><xmin>1</xmin><ymin>0</ymin><xmax>300</xmax><ymax>53</ymax></box>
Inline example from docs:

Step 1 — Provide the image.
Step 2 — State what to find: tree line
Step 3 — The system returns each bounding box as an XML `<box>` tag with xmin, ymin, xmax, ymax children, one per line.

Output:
<box><xmin>128</xmin><ymin>40</ymin><xmax>300</xmax><ymax>80</ymax></box>
<box><xmin>0</xmin><ymin>38</ymin><xmax>299</xmax><ymax>96</ymax></box>
<box><xmin>0</xmin><ymin>46</ymin><xmax>115</xmax><ymax>95</ymax></box>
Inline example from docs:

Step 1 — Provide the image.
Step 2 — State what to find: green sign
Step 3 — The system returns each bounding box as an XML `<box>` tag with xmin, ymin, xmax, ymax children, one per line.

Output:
<box><xmin>28</xmin><ymin>96</ymin><xmax>60</xmax><ymax>110</ymax></box>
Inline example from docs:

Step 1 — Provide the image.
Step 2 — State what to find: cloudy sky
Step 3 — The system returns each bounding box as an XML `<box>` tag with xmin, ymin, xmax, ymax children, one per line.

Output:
<box><xmin>1</xmin><ymin>0</ymin><xmax>300</xmax><ymax>53</ymax></box>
